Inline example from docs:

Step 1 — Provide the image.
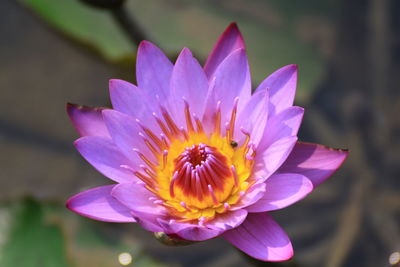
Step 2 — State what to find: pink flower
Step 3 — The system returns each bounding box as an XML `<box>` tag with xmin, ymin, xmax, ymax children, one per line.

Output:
<box><xmin>66</xmin><ymin>23</ymin><xmax>348</xmax><ymax>261</ymax></box>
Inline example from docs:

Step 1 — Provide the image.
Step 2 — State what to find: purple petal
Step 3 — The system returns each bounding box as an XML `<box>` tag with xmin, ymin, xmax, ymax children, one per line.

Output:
<box><xmin>109</xmin><ymin>79</ymin><xmax>138</xmax><ymax>116</ymax></box>
<box><xmin>257</xmin><ymin>106</ymin><xmax>304</xmax><ymax>152</ymax></box>
<box><xmin>111</xmin><ymin>183</ymin><xmax>166</xmax><ymax>232</ymax></box>
<box><xmin>74</xmin><ymin>136</ymin><xmax>137</xmax><ymax>183</ymax></box>
<box><xmin>169</xmin><ymin>48</ymin><xmax>209</xmax><ymax>125</ymax></box>
<box><xmin>278</xmin><ymin>142</ymin><xmax>349</xmax><ymax>187</ymax></box>
<box><xmin>235</xmin><ymin>89</ymin><xmax>269</xmax><ymax>146</ymax></box>
<box><xmin>158</xmin><ymin>220</ymin><xmax>223</xmax><ymax>241</ymax></box>
<box><xmin>159</xmin><ymin>209</ymin><xmax>248</xmax><ymax>241</ymax></box>
<box><xmin>136</xmin><ymin>41</ymin><xmax>173</xmax><ymax>101</ymax></box>
<box><xmin>130</xmin><ymin>209</ymin><xmax>165</xmax><ymax>232</ymax></box>
<box><xmin>246</xmin><ymin>173</ymin><xmax>313</xmax><ymax>212</ymax></box>
<box><xmin>109</xmin><ymin>79</ymin><xmax>162</xmax><ymax>134</ymax></box>
<box><xmin>67</xmin><ymin>103</ymin><xmax>109</xmax><ymax>137</ymax></box>
<box><xmin>203</xmin><ymin>49</ymin><xmax>251</xmax><ymax>132</ymax></box>
<box><xmin>204</xmin><ymin>23</ymin><xmax>245</xmax><ymax>80</ymax></box>
<box><xmin>254</xmin><ymin>136</ymin><xmax>298</xmax><ymax>180</ymax></box>
<box><xmin>102</xmin><ymin>110</ymin><xmax>156</xmax><ymax>162</ymax></box>
<box><xmin>208</xmin><ymin>209</ymin><xmax>248</xmax><ymax>230</ymax></box>
<box><xmin>256</xmin><ymin>65</ymin><xmax>298</xmax><ymax>116</ymax></box>
<box><xmin>222</xmin><ymin>213</ymin><xmax>293</xmax><ymax>261</ymax></box>
<box><xmin>230</xmin><ymin>182</ymin><xmax>266</xmax><ymax>210</ymax></box>
<box><xmin>66</xmin><ymin>185</ymin><xmax>135</xmax><ymax>223</ymax></box>
<box><xmin>111</xmin><ymin>183</ymin><xmax>166</xmax><ymax>216</ymax></box>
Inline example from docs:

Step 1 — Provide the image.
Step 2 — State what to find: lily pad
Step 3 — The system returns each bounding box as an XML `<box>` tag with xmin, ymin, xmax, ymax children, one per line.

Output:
<box><xmin>0</xmin><ymin>199</ymin><xmax>68</xmax><ymax>267</ymax></box>
<box><xmin>18</xmin><ymin>0</ymin><xmax>133</xmax><ymax>61</ymax></box>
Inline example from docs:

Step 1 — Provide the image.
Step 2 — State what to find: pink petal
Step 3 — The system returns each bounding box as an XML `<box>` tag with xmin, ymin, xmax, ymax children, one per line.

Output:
<box><xmin>208</xmin><ymin>209</ymin><xmax>248</xmax><ymax>230</ymax></box>
<box><xmin>112</xmin><ymin>183</ymin><xmax>168</xmax><ymax>232</ymax></box>
<box><xmin>230</xmin><ymin>182</ymin><xmax>266</xmax><ymax>210</ymax></box>
<box><xmin>235</xmin><ymin>89</ymin><xmax>269</xmax><ymax>146</ymax></box>
<box><xmin>256</xmin><ymin>65</ymin><xmax>298</xmax><ymax>116</ymax></box>
<box><xmin>109</xmin><ymin>79</ymin><xmax>161</xmax><ymax>135</ymax></box>
<box><xmin>158</xmin><ymin>210</ymin><xmax>247</xmax><ymax>241</ymax></box>
<box><xmin>66</xmin><ymin>185</ymin><xmax>135</xmax><ymax>223</ymax></box>
<box><xmin>169</xmin><ymin>48</ymin><xmax>209</xmax><ymax>126</ymax></box>
<box><xmin>66</xmin><ymin>103</ymin><xmax>109</xmax><ymax>137</ymax></box>
<box><xmin>74</xmin><ymin>136</ymin><xmax>137</xmax><ymax>183</ymax></box>
<box><xmin>204</xmin><ymin>22</ymin><xmax>245</xmax><ymax>80</ymax></box>
<box><xmin>158</xmin><ymin>220</ymin><xmax>223</xmax><ymax>241</ymax></box>
<box><xmin>257</xmin><ymin>106</ymin><xmax>304</xmax><ymax>152</ymax></box>
<box><xmin>109</xmin><ymin>79</ymin><xmax>138</xmax><ymax>116</ymax></box>
<box><xmin>222</xmin><ymin>213</ymin><xmax>293</xmax><ymax>261</ymax></box>
<box><xmin>254</xmin><ymin>136</ymin><xmax>298</xmax><ymax>180</ymax></box>
<box><xmin>111</xmin><ymin>183</ymin><xmax>166</xmax><ymax>217</ymax></box>
<box><xmin>203</xmin><ymin>49</ymin><xmax>251</xmax><ymax>132</ymax></box>
<box><xmin>278</xmin><ymin>142</ymin><xmax>349</xmax><ymax>187</ymax></box>
<box><xmin>130</xmin><ymin>209</ymin><xmax>165</xmax><ymax>232</ymax></box>
<box><xmin>136</xmin><ymin>41</ymin><xmax>173</xmax><ymax>101</ymax></box>
<box><xmin>102</xmin><ymin>110</ymin><xmax>156</xmax><ymax>162</ymax></box>
<box><xmin>246</xmin><ymin>173</ymin><xmax>313</xmax><ymax>212</ymax></box>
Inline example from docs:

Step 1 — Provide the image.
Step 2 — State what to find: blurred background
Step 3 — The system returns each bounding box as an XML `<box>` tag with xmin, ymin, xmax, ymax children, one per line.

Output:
<box><xmin>0</xmin><ymin>0</ymin><xmax>399</xmax><ymax>266</ymax></box>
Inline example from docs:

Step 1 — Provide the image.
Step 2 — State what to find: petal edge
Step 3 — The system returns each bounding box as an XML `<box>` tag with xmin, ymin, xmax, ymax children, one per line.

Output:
<box><xmin>278</xmin><ymin>142</ymin><xmax>349</xmax><ymax>187</ymax></box>
<box><xmin>66</xmin><ymin>185</ymin><xmax>136</xmax><ymax>223</ymax></box>
<box><xmin>222</xmin><ymin>213</ymin><xmax>293</xmax><ymax>261</ymax></box>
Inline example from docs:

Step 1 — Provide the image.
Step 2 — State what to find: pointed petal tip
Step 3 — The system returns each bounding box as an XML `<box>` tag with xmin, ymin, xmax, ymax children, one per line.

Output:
<box><xmin>66</xmin><ymin>102</ymin><xmax>75</xmax><ymax>109</ymax></box>
<box><xmin>178</xmin><ymin>47</ymin><xmax>193</xmax><ymax>58</ymax></box>
<box><xmin>290</xmin><ymin>105</ymin><xmax>305</xmax><ymax>115</ymax></box>
<box><xmin>66</xmin><ymin>102</ymin><xmax>76</xmax><ymax>116</ymax></box>
<box><xmin>224</xmin><ymin>22</ymin><xmax>243</xmax><ymax>38</ymax></box>
<box><xmin>72</xmin><ymin>136</ymin><xmax>86</xmax><ymax>148</ymax></box>
<box><xmin>109</xmin><ymin>79</ymin><xmax>135</xmax><ymax>89</ymax></box>
<box><xmin>299</xmin><ymin>141</ymin><xmax>350</xmax><ymax>155</ymax></box>
<box><xmin>65</xmin><ymin>195</ymin><xmax>82</xmax><ymax>213</ymax></box>
<box><xmin>226</xmin><ymin>22</ymin><xmax>239</xmax><ymax>31</ymax></box>
<box><xmin>279</xmin><ymin>141</ymin><xmax>349</xmax><ymax>187</ymax></box>
<box><xmin>72</xmin><ymin>136</ymin><xmax>91</xmax><ymax>151</ymax></box>
<box><xmin>138</xmin><ymin>40</ymin><xmax>166</xmax><ymax>55</ymax></box>
<box><xmin>280</xmin><ymin>64</ymin><xmax>298</xmax><ymax>73</ymax></box>
<box><xmin>137</xmin><ymin>40</ymin><xmax>164</xmax><ymax>56</ymax></box>
<box><xmin>66</xmin><ymin>102</ymin><xmax>79</xmax><ymax>113</ymax></box>
<box><xmin>108</xmin><ymin>79</ymin><xmax>120</xmax><ymax>92</ymax></box>
<box><xmin>66</xmin><ymin>103</ymin><xmax>105</xmax><ymax>115</ymax></box>
<box><xmin>109</xmin><ymin>79</ymin><xmax>127</xmax><ymax>94</ymax></box>
<box><xmin>204</xmin><ymin>22</ymin><xmax>246</xmax><ymax>78</ymax></box>
<box><xmin>65</xmin><ymin>196</ymin><xmax>84</xmax><ymax>217</ymax></box>
<box><xmin>65</xmin><ymin>196</ymin><xmax>74</xmax><ymax>211</ymax></box>
<box><xmin>108</xmin><ymin>78</ymin><xmax>119</xmax><ymax>87</ymax></box>
<box><xmin>138</xmin><ymin>40</ymin><xmax>153</xmax><ymax>49</ymax></box>
<box><xmin>66</xmin><ymin>103</ymin><xmax>110</xmax><ymax>137</ymax></box>
<box><xmin>66</xmin><ymin>186</ymin><xmax>137</xmax><ymax>223</ymax></box>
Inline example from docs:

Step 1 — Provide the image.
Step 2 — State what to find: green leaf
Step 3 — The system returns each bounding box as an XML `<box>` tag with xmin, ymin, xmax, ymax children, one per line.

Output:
<box><xmin>0</xmin><ymin>199</ymin><xmax>68</xmax><ymax>267</ymax></box>
<box><xmin>18</xmin><ymin>0</ymin><xmax>133</xmax><ymax>61</ymax></box>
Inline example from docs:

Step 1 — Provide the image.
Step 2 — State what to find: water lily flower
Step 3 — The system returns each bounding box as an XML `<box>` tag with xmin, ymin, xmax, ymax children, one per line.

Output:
<box><xmin>66</xmin><ymin>23</ymin><xmax>348</xmax><ymax>261</ymax></box>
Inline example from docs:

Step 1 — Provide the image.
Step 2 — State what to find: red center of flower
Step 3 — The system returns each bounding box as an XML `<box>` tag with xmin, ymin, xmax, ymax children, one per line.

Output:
<box><xmin>183</xmin><ymin>144</ymin><xmax>208</xmax><ymax>167</ymax></box>
<box><xmin>171</xmin><ymin>144</ymin><xmax>231</xmax><ymax>201</ymax></box>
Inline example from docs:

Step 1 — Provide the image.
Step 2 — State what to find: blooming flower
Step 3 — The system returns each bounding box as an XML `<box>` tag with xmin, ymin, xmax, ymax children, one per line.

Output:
<box><xmin>66</xmin><ymin>23</ymin><xmax>348</xmax><ymax>261</ymax></box>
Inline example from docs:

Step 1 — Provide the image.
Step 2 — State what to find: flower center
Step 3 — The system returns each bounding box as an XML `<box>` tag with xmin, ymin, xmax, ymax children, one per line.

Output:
<box><xmin>172</xmin><ymin>144</ymin><xmax>231</xmax><ymax>202</ymax></box>
<box><xmin>179</xmin><ymin>144</ymin><xmax>208</xmax><ymax>167</ymax></box>
<box><xmin>128</xmin><ymin>99</ymin><xmax>256</xmax><ymax>222</ymax></box>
